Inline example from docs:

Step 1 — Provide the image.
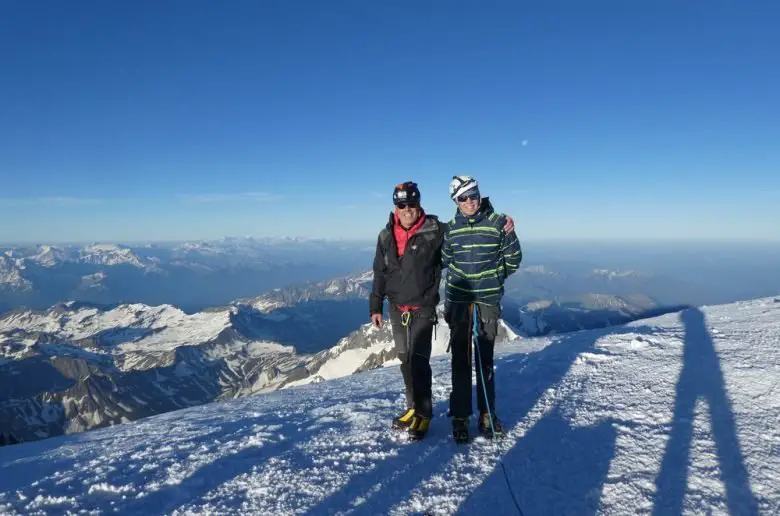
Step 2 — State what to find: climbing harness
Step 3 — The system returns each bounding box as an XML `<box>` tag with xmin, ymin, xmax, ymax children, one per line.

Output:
<box><xmin>400</xmin><ymin>309</ymin><xmax>412</xmax><ymax>352</ymax></box>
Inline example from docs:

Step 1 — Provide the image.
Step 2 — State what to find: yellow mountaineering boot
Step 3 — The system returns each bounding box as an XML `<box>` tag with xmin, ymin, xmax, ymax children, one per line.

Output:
<box><xmin>392</xmin><ymin>408</ymin><xmax>416</xmax><ymax>430</ymax></box>
<box><xmin>407</xmin><ymin>414</ymin><xmax>431</xmax><ymax>441</ymax></box>
<box><xmin>478</xmin><ymin>411</ymin><xmax>504</xmax><ymax>439</ymax></box>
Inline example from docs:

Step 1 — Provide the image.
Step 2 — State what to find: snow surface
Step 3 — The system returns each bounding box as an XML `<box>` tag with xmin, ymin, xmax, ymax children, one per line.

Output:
<box><xmin>1</xmin><ymin>296</ymin><xmax>779</xmax><ymax>515</ymax></box>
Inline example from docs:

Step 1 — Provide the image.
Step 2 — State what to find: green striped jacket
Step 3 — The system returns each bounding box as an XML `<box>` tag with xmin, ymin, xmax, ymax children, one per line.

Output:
<box><xmin>441</xmin><ymin>198</ymin><xmax>522</xmax><ymax>305</ymax></box>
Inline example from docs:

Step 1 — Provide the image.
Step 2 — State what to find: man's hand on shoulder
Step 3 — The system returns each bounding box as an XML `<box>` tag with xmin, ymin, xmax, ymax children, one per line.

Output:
<box><xmin>503</xmin><ymin>215</ymin><xmax>515</xmax><ymax>234</ymax></box>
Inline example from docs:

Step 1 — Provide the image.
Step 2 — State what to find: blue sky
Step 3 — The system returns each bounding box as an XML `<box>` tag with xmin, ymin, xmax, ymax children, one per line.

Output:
<box><xmin>2</xmin><ymin>1</ymin><xmax>779</xmax><ymax>243</ymax></box>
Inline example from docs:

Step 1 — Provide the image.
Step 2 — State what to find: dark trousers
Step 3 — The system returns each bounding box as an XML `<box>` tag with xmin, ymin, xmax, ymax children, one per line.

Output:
<box><xmin>446</xmin><ymin>302</ymin><xmax>500</xmax><ymax>418</ymax></box>
<box><xmin>389</xmin><ymin>306</ymin><xmax>435</xmax><ymax>418</ymax></box>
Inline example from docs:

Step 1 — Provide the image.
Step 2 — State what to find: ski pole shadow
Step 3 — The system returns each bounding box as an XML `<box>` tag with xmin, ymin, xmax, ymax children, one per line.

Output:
<box><xmin>309</xmin><ymin>322</ymin><xmax>658</xmax><ymax>515</ymax></box>
<box><xmin>652</xmin><ymin>307</ymin><xmax>759</xmax><ymax>515</ymax></box>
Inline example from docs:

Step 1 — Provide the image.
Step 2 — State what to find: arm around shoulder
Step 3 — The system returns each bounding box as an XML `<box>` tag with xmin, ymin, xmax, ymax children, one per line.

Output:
<box><xmin>502</xmin><ymin>224</ymin><xmax>523</xmax><ymax>277</ymax></box>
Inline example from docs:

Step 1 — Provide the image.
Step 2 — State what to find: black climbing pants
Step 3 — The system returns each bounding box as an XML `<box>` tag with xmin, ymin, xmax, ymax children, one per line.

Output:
<box><xmin>389</xmin><ymin>305</ymin><xmax>436</xmax><ymax>418</ymax></box>
<box><xmin>446</xmin><ymin>302</ymin><xmax>500</xmax><ymax>419</ymax></box>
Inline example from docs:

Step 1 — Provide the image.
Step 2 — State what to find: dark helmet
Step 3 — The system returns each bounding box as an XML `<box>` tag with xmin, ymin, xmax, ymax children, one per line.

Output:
<box><xmin>392</xmin><ymin>181</ymin><xmax>421</xmax><ymax>206</ymax></box>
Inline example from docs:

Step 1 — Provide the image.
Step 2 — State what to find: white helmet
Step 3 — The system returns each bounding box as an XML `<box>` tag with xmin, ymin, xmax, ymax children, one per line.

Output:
<box><xmin>449</xmin><ymin>175</ymin><xmax>479</xmax><ymax>201</ymax></box>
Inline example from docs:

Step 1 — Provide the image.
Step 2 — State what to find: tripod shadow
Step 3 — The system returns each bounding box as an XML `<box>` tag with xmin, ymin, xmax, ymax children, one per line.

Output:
<box><xmin>652</xmin><ymin>308</ymin><xmax>759</xmax><ymax>515</ymax></box>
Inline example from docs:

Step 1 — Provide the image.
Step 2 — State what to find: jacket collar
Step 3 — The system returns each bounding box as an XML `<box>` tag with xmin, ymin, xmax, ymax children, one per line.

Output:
<box><xmin>386</xmin><ymin>211</ymin><xmax>439</xmax><ymax>233</ymax></box>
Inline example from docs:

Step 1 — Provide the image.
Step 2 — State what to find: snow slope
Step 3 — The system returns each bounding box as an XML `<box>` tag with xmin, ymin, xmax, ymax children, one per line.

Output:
<box><xmin>1</xmin><ymin>296</ymin><xmax>778</xmax><ymax>515</ymax></box>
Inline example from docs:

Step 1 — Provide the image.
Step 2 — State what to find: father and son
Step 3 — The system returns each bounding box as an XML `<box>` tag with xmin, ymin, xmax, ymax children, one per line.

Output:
<box><xmin>370</xmin><ymin>175</ymin><xmax>522</xmax><ymax>444</ymax></box>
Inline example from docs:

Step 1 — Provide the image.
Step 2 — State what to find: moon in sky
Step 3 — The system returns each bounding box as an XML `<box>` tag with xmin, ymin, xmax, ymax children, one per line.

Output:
<box><xmin>521</xmin><ymin>140</ymin><xmax>528</xmax><ymax>146</ymax></box>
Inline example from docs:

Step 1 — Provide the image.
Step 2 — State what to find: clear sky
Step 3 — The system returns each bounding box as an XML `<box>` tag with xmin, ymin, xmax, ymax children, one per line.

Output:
<box><xmin>2</xmin><ymin>1</ymin><xmax>779</xmax><ymax>243</ymax></box>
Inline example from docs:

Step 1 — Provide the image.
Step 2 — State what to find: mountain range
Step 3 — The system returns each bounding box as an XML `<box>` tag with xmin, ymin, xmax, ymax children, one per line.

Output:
<box><xmin>2</xmin><ymin>238</ymin><xmax>720</xmax><ymax>319</ymax></box>
<box><xmin>0</xmin><ymin>238</ymin><xmax>374</xmax><ymax>314</ymax></box>
<box><xmin>1</xmin><ymin>295</ymin><xmax>777</xmax><ymax>514</ymax></box>
<box><xmin>0</xmin><ymin>265</ymin><xmax>682</xmax><ymax>445</ymax></box>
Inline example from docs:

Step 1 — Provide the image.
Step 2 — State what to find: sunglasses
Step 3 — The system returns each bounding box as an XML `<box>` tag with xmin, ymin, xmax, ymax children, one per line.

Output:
<box><xmin>397</xmin><ymin>202</ymin><xmax>419</xmax><ymax>210</ymax></box>
<box><xmin>457</xmin><ymin>193</ymin><xmax>480</xmax><ymax>203</ymax></box>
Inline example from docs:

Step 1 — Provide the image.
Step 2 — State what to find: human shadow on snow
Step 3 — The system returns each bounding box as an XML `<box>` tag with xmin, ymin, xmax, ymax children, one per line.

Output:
<box><xmin>310</xmin><ymin>322</ymin><xmax>657</xmax><ymax>515</ymax></box>
<box><xmin>652</xmin><ymin>308</ymin><xmax>759</xmax><ymax>515</ymax></box>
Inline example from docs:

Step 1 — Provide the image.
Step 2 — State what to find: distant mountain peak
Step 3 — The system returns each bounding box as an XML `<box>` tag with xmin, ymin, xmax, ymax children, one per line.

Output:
<box><xmin>0</xmin><ymin>255</ymin><xmax>33</xmax><ymax>291</ymax></box>
<box><xmin>590</xmin><ymin>268</ymin><xmax>645</xmax><ymax>279</ymax></box>
<box><xmin>240</xmin><ymin>270</ymin><xmax>374</xmax><ymax>311</ymax></box>
<box><xmin>522</xmin><ymin>264</ymin><xmax>559</xmax><ymax>276</ymax></box>
<box><xmin>29</xmin><ymin>244</ymin><xmax>71</xmax><ymax>267</ymax></box>
<box><xmin>79</xmin><ymin>244</ymin><xmax>147</xmax><ymax>268</ymax></box>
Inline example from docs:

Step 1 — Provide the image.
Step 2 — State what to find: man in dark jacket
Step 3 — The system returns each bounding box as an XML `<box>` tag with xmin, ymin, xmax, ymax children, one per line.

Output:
<box><xmin>442</xmin><ymin>175</ymin><xmax>522</xmax><ymax>443</ymax></box>
<box><xmin>370</xmin><ymin>181</ymin><xmax>445</xmax><ymax>440</ymax></box>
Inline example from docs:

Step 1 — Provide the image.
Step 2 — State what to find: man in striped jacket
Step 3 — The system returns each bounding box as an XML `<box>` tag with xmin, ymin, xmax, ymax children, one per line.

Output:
<box><xmin>442</xmin><ymin>175</ymin><xmax>522</xmax><ymax>443</ymax></box>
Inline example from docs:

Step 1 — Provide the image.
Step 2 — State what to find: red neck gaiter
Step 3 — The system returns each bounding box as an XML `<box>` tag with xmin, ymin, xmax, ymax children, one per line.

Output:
<box><xmin>393</xmin><ymin>210</ymin><xmax>426</xmax><ymax>257</ymax></box>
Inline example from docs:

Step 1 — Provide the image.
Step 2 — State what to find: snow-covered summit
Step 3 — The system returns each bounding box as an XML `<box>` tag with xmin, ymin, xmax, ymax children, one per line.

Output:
<box><xmin>590</xmin><ymin>268</ymin><xmax>646</xmax><ymax>279</ymax></box>
<box><xmin>29</xmin><ymin>244</ymin><xmax>72</xmax><ymax>267</ymax></box>
<box><xmin>1</xmin><ymin>296</ymin><xmax>778</xmax><ymax>515</ymax></box>
<box><xmin>0</xmin><ymin>255</ymin><xmax>32</xmax><ymax>291</ymax></box>
<box><xmin>521</xmin><ymin>264</ymin><xmax>559</xmax><ymax>276</ymax></box>
<box><xmin>241</xmin><ymin>270</ymin><xmax>374</xmax><ymax>312</ymax></box>
<box><xmin>0</xmin><ymin>302</ymin><xmax>233</xmax><ymax>354</ymax></box>
<box><xmin>79</xmin><ymin>243</ymin><xmax>148</xmax><ymax>268</ymax></box>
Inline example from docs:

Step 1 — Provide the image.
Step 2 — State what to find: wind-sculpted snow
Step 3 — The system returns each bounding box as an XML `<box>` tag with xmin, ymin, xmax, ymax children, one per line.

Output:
<box><xmin>1</xmin><ymin>296</ymin><xmax>778</xmax><ymax>514</ymax></box>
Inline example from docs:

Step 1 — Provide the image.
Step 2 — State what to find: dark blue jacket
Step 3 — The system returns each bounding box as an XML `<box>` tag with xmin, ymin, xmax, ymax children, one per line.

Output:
<box><xmin>441</xmin><ymin>198</ymin><xmax>522</xmax><ymax>305</ymax></box>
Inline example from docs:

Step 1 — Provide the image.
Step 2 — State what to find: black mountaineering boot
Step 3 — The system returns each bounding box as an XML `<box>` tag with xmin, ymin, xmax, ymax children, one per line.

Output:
<box><xmin>392</xmin><ymin>408</ymin><xmax>416</xmax><ymax>430</ymax></box>
<box><xmin>452</xmin><ymin>417</ymin><xmax>469</xmax><ymax>444</ymax></box>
